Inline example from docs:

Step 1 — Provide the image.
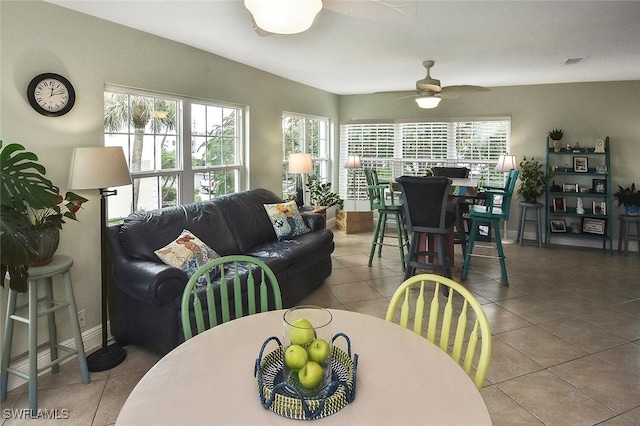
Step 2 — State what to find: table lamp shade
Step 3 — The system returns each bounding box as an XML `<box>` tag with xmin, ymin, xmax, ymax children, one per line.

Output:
<box><xmin>288</xmin><ymin>153</ymin><xmax>313</xmax><ymax>174</ymax></box>
<box><xmin>344</xmin><ymin>154</ymin><xmax>361</xmax><ymax>169</ymax></box>
<box><xmin>69</xmin><ymin>147</ymin><xmax>132</xmax><ymax>190</ymax></box>
<box><xmin>495</xmin><ymin>154</ymin><xmax>517</xmax><ymax>172</ymax></box>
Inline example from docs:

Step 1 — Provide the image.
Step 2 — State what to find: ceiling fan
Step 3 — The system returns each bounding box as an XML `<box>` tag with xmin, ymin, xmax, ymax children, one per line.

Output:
<box><xmin>398</xmin><ymin>60</ymin><xmax>490</xmax><ymax>108</ymax></box>
<box><xmin>244</xmin><ymin>0</ymin><xmax>416</xmax><ymax>35</ymax></box>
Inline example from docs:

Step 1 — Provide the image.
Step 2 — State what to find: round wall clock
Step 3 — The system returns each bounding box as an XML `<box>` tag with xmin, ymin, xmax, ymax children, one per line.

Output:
<box><xmin>27</xmin><ymin>73</ymin><xmax>76</xmax><ymax>117</ymax></box>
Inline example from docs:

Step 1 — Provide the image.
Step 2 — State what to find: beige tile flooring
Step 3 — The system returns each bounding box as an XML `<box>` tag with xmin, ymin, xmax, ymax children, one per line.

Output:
<box><xmin>3</xmin><ymin>227</ymin><xmax>640</xmax><ymax>425</ymax></box>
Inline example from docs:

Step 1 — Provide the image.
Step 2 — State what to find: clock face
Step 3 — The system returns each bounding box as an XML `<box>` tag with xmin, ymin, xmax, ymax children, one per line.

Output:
<box><xmin>27</xmin><ymin>73</ymin><xmax>76</xmax><ymax>116</ymax></box>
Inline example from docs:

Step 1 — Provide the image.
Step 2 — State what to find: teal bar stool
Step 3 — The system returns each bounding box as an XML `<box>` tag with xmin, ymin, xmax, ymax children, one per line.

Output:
<box><xmin>517</xmin><ymin>202</ymin><xmax>543</xmax><ymax>247</ymax></box>
<box><xmin>1</xmin><ymin>255</ymin><xmax>90</xmax><ymax>413</ymax></box>
<box><xmin>462</xmin><ymin>169</ymin><xmax>519</xmax><ymax>286</ymax></box>
<box><xmin>364</xmin><ymin>168</ymin><xmax>409</xmax><ymax>270</ymax></box>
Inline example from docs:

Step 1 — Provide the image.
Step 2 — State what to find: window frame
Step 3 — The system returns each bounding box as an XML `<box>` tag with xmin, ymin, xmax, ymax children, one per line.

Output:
<box><xmin>339</xmin><ymin>118</ymin><xmax>511</xmax><ymax>201</ymax></box>
<box><xmin>104</xmin><ymin>85</ymin><xmax>247</xmax><ymax>220</ymax></box>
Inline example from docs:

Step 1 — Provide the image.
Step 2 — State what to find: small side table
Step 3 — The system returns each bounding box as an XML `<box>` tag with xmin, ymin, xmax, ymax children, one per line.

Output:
<box><xmin>517</xmin><ymin>202</ymin><xmax>543</xmax><ymax>248</ymax></box>
<box><xmin>617</xmin><ymin>214</ymin><xmax>640</xmax><ymax>255</ymax></box>
<box><xmin>1</xmin><ymin>255</ymin><xmax>90</xmax><ymax>413</ymax></box>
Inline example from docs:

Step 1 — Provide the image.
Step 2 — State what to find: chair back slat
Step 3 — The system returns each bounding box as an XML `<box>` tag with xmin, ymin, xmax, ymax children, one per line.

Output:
<box><xmin>181</xmin><ymin>255</ymin><xmax>282</xmax><ymax>341</ymax></box>
<box><xmin>413</xmin><ymin>281</ymin><xmax>425</xmax><ymax>335</ymax></box>
<box><xmin>451</xmin><ymin>299</ymin><xmax>469</xmax><ymax>363</ymax></box>
<box><xmin>386</xmin><ymin>274</ymin><xmax>492</xmax><ymax>389</ymax></box>
<box><xmin>439</xmin><ymin>291</ymin><xmax>454</xmax><ymax>352</ymax></box>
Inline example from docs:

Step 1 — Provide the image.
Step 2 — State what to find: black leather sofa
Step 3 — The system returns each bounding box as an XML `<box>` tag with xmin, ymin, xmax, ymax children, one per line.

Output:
<box><xmin>106</xmin><ymin>188</ymin><xmax>334</xmax><ymax>355</ymax></box>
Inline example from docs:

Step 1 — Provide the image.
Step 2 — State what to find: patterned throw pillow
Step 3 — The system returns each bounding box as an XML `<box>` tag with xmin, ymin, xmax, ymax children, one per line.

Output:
<box><xmin>263</xmin><ymin>200</ymin><xmax>311</xmax><ymax>240</ymax></box>
<box><xmin>154</xmin><ymin>229</ymin><xmax>220</xmax><ymax>286</ymax></box>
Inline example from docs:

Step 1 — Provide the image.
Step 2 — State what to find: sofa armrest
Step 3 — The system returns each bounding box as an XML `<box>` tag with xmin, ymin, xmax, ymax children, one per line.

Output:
<box><xmin>302</xmin><ymin>213</ymin><xmax>325</xmax><ymax>231</ymax></box>
<box><xmin>106</xmin><ymin>226</ymin><xmax>187</xmax><ymax>306</ymax></box>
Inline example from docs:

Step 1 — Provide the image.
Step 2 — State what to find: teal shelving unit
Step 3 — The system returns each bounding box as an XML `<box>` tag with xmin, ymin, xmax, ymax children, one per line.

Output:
<box><xmin>544</xmin><ymin>136</ymin><xmax>613</xmax><ymax>251</ymax></box>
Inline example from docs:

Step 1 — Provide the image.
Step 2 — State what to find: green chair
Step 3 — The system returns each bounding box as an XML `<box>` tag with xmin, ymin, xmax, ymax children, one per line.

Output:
<box><xmin>385</xmin><ymin>273</ymin><xmax>492</xmax><ymax>389</ymax></box>
<box><xmin>364</xmin><ymin>168</ymin><xmax>409</xmax><ymax>270</ymax></box>
<box><xmin>461</xmin><ymin>169</ymin><xmax>519</xmax><ymax>285</ymax></box>
<box><xmin>181</xmin><ymin>255</ymin><xmax>282</xmax><ymax>340</ymax></box>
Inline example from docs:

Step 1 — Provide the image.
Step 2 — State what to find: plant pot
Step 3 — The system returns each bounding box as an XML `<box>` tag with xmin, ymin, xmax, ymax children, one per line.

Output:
<box><xmin>552</xmin><ymin>139</ymin><xmax>562</xmax><ymax>152</ymax></box>
<box><xmin>625</xmin><ymin>205</ymin><xmax>640</xmax><ymax>216</ymax></box>
<box><xmin>30</xmin><ymin>227</ymin><xmax>60</xmax><ymax>267</ymax></box>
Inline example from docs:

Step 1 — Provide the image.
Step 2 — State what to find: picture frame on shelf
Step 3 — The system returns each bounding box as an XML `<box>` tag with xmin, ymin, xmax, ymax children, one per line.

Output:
<box><xmin>592</xmin><ymin>201</ymin><xmax>606</xmax><ymax>215</ymax></box>
<box><xmin>592</xmin><ymin>178</ymin><xmax>607</xmax><ymax>194</ymax></box>
<box><xmin>552</xmin><ymin>197</ymin><xmax>567</xmax><ymax>212</ymax></box>
<box><xmin>562</xmin><ymin>183</ymin><xmax>578</xmax><ymax>193</ymax></box>
<box><xmin>582</xmin><ymin>217</ymin><xmax>606</xmax><ymax>235</ymax></box>
<box><xmin>550</xmin><ymin>219</ymin><xmax>567</xmax><ymax>233</ymax></box>
<box><xmin>573</xmin><ymin>156</ymin><xmax>588</xmax><ymax>172</ymax></box>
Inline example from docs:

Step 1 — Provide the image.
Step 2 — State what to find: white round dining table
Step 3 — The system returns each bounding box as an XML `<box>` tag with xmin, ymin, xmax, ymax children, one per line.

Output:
<box><xmin>116</xmin><ymin>309</ymin><xmax>491</xmax><ymax>425</ymax></box>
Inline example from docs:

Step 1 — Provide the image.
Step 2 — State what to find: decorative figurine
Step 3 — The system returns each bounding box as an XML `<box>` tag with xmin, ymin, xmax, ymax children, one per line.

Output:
<box><xmin>566</xmin><ymin>144</ymin><xmax>571</xmax><ymax>151</ymax></box>
<box><xmin>576</xmin><ymin>197</ymin><xmax>585</xmax><ymax>214</ymax></box>
<box><xmin>574</xmin><ymin>141</ymin><xmax>580</xmax><ymax>149</ymax></box>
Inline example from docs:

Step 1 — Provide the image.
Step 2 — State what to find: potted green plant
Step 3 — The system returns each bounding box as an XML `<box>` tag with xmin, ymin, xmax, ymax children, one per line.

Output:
<box><xmin>548</xmin><ymin>129</ymin><xmax>564</xmax><ymax>152</ymax></box>
<box><xmin>516</xmin><ymin>156</ymin><xmax>547</xmax><ymax>203</ymax></box>
<box><xmin>306</xmin><ymin>174</ymin><xmax>343</xmax><ymax>209</ymax></box>
<box><xmin>614</xmin><ymin>183</ymin><xmax>640</xmax><ymax>215</ymax></box>
<box><xmin>0</xmin><ymin>141</ymin><xmax>87</xmax><ymax>292</ymax></box>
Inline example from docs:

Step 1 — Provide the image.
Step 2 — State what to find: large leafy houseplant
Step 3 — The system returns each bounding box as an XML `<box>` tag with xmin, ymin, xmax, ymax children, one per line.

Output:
<box><xmin>516</xmin><ymin>156</ymin><xmax>547</xmax><ymax>203</ymax></box>
<box><xmin>614</xmin><ymin>183</ymin><xmax>640</xmax><ymax>214</ymax></box>
<box><xmin>306</xmin><ymin>174</ymin><xmax>344</xmax><ymax>209</ymax></box>
<box><xmin>0</xmin><ymin>141</ymin><xmax>85</xmax><ymax>292</ymax></box>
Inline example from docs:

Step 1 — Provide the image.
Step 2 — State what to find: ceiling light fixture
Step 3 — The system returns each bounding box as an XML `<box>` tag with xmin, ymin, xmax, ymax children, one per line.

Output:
<box><xmin>244</xmin><ymin>0</ymin><xmax>322</xmax><ymax>35</ymax></box>
<box><xmin>415</xmin><ymin>96</ymin><xmax>441</xmax><ymax>109</ymax></box>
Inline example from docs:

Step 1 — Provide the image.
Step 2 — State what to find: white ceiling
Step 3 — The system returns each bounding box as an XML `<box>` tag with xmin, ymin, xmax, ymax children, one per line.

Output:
<box><xmin>47</xmin><ymin>0</ymin><xmax>640</xmax><ymax>95</ymax></box>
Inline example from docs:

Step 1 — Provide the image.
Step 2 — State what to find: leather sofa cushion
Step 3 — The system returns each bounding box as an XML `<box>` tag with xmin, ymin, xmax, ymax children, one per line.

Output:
<box><xmin>213</xmin><ymin>189</ymin><xmax>283</xmax><ymax>252</ymax></box>
<box><xmin>120</xmin><ymin>201</ymin><xmax>238</xmax><ymax>262</ymax></box>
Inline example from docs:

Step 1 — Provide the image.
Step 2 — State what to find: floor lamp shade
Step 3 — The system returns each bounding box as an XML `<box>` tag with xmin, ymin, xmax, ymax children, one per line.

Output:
<box><xmin>68</xmin><ymin>147</ymin><xmax>132</xmax><ymax>190</ymax></box>
<box><xmin>494</xmin><ymin>154</ymin><xmax>517</xmax><ymax>172</ymax></box>
<box><xmin>344</xmin><ymin>154</ymin><xmax>361</xmax><ymax>169</ymax></box>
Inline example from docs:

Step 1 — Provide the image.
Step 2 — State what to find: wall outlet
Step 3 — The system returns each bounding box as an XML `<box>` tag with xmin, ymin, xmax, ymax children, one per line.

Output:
<box><xmin>77</xmin><ymin>310</ymin><xmax>86</xmax><ymax>328</ymax></box>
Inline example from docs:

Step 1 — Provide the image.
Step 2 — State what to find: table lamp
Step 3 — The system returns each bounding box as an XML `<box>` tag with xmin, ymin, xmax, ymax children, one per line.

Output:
<box><xmin>344</xmin><ymin>154</ymin><xmax>361</xmax><ymax>211</ymax></box>
<box><xmin>494</xmin><ymin>153</ymin><xmax>518</xmax><ymax>244</ymax></box>
<box><xmin>68</xmin><ymin>146</ymin><xmax>132</xmax><ymax>371</ymax></box>
<box><xmin>288</xmin><ymin>153</ymin><xmax>313</xmax><ymax>211</ymax></box>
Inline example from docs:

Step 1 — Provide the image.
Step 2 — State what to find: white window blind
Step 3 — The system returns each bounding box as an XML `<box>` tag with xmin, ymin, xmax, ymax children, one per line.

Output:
<box><xmin>340</xmin><ymin>118</ymin><xmax>511</xmax><ymax>200</ymax></box>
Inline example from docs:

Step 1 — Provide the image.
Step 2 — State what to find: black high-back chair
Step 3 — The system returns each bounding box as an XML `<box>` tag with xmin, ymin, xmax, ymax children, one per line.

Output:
<box><xmin>396</xmin><ymin>176</ymin><xmax>456</xmax><ymax>280</ymax></box>
<box><xmin>432</xmin><ymin>167</ymin><xmax>471</xmax><ymax>254</ymax></box>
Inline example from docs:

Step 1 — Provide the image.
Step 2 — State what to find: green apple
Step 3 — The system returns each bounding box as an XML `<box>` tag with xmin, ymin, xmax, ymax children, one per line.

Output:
<box><xmin>307</xmin><ymin>338</ymin><xmax>330</xmax><ymax>364</ymax></box>
<box><xmin>297</xmin><ymin>361</ymin><xmax>324</xmax><ymax>389</ymax></box>
<box><xmin>284</xmin><ymin>344</ymin><xmax>308</xmax><ymax>371</ymax></box>
<box><xmin>288</xmin><ymin>318</ymin><xmax>315</xmax><ymax>346</ymax></box>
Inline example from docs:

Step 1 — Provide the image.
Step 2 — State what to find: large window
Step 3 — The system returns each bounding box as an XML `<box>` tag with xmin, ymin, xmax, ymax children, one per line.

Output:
<box><xmin>339</xmin><ymin>118</ymin><xmax>511</xmax><ymax>200</ymax></box>
<box><xmin>104</xmin><ymin>87</ymin><xmax>245</xmax><ymax>220</ymax></box>
<box><xmin>282</xmin><ymin>112</ymin><xmax>330</xmax><ymax>200</ymax></box>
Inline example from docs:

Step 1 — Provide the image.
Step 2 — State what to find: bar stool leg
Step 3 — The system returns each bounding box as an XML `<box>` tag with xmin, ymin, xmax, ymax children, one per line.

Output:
<box><xmin>536</xmin><ymin>206</ymin><xmax>543</xmax><ymax>248</ymax></box>
<box><xmin>62</xmin><ymin>270</ymin><xmax>90</xmax><ymax>383</ymax></box>
<box><xmin>461</xmin><ymin>220</ymin><xmax>479</xmax><ymax>280</ymax></box>
<box><xmin>625</xmin><ymin>220</ymin><xmax>630</xmax><ymax>253</ymax></box>
<box><xmin>636</xmin><ymin>222</ymin><xmax>640</xmax><ymax>252</ymax></box>
<box><xmin>518</xmin><ymin>205</ymin><xmax>526</xmax><ymax>245</ymax></box>
<box><xmin>494</xmin><ymin>221</ymin><xmax>509</xmax><ymax>286</ymax></box>
<box><xmin>394</xmin><ymin>212</ymin><xmax>406</xmax><ymax>270</ymax></box>
<box><xmin>43</xmin><ymin>278</ymin><xmax>60</xmax><ymax>374</ymax></box>
<box><xmin>0</xmin><ymin>289</ymin><xmax>18</xmax><ymax>403</ymax></box>
<box><xmin>28</xmin><ymin>280</ymin><xmax>38</xmax><ymax>413</ymax></box>
<box><xmin>618</xmin><ymin>218</ymin><xmax>624</xmax><ymax>253</ymax></box>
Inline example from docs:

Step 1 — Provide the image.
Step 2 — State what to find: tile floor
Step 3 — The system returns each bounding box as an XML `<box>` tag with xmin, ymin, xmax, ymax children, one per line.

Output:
<box><xmin>2</xmin><ymin>227</ymin><xmax>640</xmax><ymax>425</ymax></box>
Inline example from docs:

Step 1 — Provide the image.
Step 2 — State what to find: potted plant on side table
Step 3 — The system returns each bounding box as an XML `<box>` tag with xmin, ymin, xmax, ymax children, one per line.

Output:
<box><xmin>0</xmin><ymin>141</ymin><xmax>87</xmax><ymax>292</ymax></box>
<box><xmin>614</xmin><ymin>183</ymin><xmax>640</xmax><ymax>215</ymax></box>
<box><xmin>516</xmin><ymin>156</ymin><xmax>547</xmax><ymax>203</ymax></box>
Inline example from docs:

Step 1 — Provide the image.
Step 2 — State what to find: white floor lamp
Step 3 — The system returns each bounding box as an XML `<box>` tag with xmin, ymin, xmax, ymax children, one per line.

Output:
<box><xmin>495</xmin><ymin>153</ymin><xmax>518</xmax><ymax>244</ymax></box>
<box><xmin>68</xmin><ymin>147</ymin><xmax>132</xmax><ymax>371</ymax></box>
<box><xmin>344</xmin><ymin>154</ymin><xmax>361</xmax><ymax>211</ymax></box>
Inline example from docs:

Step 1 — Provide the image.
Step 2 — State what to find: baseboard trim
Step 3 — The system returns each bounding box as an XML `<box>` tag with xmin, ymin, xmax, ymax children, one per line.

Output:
<box><xmin>5</xmin><ymin>324</ymin><xmax>104</xmax><ymax>392</ymax></box>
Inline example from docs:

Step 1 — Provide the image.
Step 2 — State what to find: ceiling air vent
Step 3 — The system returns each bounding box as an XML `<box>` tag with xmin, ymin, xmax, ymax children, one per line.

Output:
<box><xmin>561</xmin><ymin>57</ymin><xmax>587</xmax><ymax>65</ymax></box>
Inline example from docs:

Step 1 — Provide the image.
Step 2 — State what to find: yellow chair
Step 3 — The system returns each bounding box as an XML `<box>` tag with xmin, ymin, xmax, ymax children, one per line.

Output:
<box><xmin>385</xmin><ymin>274</ymin><xmax>492</xmax><ymax>389</ymax></box>
<box><xmin>181</xmin><ymin>255</ymin><xmax>282</xmax><ymax>340</ymax></box>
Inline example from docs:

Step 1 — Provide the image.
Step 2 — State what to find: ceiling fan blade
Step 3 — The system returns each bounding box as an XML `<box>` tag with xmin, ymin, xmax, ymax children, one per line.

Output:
<box><xmin>440</xmin><ymin>85</ymin><xmax>490</xmax><ymax>95</ymax></box>
<box><xmin>323</xmin><ymin>0</ymin><xmax>416</xmax><ymax>23</ymax></box>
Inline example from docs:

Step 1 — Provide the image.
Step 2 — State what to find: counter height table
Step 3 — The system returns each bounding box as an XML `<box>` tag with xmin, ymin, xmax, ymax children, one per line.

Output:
<box><xmin>117</xmin><ymin>309</ymin><xmax>491</xmax><ymax>425</ymax></box>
